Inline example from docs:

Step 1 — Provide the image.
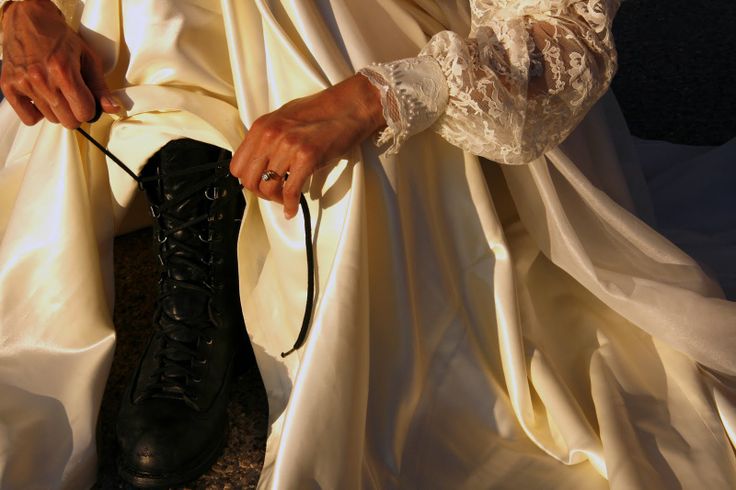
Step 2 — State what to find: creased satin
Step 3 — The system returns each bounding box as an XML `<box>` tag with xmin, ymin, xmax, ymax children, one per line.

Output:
<box><xmin>1</xmin><ymin>1</ymin><xmax>735</xmax><ymax>489</ymax></box>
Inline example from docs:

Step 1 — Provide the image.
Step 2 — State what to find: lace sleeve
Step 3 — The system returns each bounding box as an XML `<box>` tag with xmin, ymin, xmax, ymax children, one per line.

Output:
<box><xmin>359</xmin><ymin>0</ymin><xmax>621</xmax><ymax>164</ymax></box>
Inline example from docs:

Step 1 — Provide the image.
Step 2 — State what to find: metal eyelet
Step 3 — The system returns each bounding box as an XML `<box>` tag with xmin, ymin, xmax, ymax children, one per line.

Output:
<box><xmin>205</xmin><ymin>187</ymin><xmax>219</xmax><ymax>200</ymax></box>
<box><xmin>157</xmin><ymin>231</ymin><xmax>168</xmax><ymax>244</ymax></box>
<box><xmin>149</xmin><ymin>205</ymin><xmax>161</xmax><ymax>218</ymax></box>
<box><xmin>198</xmin><ymin>230</ymin><xmax>214</xmax><ymax>243</ymax></box>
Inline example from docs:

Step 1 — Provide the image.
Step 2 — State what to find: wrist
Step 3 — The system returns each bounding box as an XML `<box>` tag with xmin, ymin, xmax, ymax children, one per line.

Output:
<box><xmin>2</xmin><ymin>0</ymin><xmax>63</xmax><ymax>27</ymax></box>
<box><xmin>352</xmin><ymin>73</ymin><xmax>387</xmax><ymax>133</ymax></box>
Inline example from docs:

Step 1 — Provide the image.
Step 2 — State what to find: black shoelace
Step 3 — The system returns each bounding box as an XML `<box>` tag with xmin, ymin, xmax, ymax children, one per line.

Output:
<box><xmin>139</xmin><ymin>158</ymin><xmax>232</xmax><ymax>403</ymax></box>
<box><xmin>77</xmin><ymin>127</ymin><xmax>315</xmax><ymax>367</ymax></box>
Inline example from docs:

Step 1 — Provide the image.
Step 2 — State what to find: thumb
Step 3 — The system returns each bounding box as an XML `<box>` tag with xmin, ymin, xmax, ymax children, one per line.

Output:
<box><xmin>81</xmin><ymin>46</ymin><xmax>120</xmax><ymax>115</ymax></box>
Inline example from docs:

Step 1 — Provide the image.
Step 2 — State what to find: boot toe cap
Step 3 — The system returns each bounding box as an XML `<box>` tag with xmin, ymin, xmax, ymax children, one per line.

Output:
<box><xmin>117</xmin><ymin>399</ymin><xmax>227</xmax><ymax>483</ymax></box>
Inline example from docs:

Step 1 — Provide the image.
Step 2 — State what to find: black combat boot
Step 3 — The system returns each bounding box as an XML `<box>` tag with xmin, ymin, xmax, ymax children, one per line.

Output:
<box><xmin>116</xmin><ymin>139</ymin><xmax>246</xmax><ymax>488</ymax></box>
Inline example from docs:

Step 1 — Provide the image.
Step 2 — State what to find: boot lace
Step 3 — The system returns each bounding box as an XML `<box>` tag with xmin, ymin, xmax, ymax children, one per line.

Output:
<box><xmin>77</xmin><ymin>128</ymin><xmax>316</xmax><ymax>394</ymax></box>
<box><xmin>137</xmin><ymin>159</ymin><xmax>234</xmax><ymax>405</ymax></box>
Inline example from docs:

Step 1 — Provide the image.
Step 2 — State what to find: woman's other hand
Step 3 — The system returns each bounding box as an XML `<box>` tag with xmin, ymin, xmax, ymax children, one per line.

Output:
<box><xmin>230</xmin><ymin>74</ymin><xmax>385</xmax><ymax>219</ymax></box>
<box><xmin>0</xmin><ymin>0</ymin><xmax>119</xmax><ymax>128</ymax></box>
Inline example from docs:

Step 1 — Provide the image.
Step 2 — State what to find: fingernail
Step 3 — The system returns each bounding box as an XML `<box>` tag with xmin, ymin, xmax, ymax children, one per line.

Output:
<box><xmin>102</xmin><ymin>95</ymin><xmax>120</xmax><ymax>109</ymax></box>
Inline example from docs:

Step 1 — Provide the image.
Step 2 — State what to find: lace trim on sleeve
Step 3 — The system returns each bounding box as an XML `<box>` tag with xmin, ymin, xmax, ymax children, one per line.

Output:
<box><xmin>359</xmin><ymin>0</ymin><xmax>620</xmax><ymax>164</ymax></box>
<box><xmin>358</xmin><ymin>56</ymin><xmax>449</xmax><ymax>155</ymax></box>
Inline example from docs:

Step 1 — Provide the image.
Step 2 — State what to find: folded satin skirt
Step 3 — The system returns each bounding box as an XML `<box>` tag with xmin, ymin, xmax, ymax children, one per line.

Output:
<box><xmin>1</xmin><ymin>1</ymin><xmax>735</xmax><ymax>488</ymax></box>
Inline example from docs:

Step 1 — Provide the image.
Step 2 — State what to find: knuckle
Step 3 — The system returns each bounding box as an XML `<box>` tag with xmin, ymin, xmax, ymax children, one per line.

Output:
<box><xmin>250</xmin><ymin>116</ymin><xmax>268</xmax><ymax>131</ymax></box>
<box><xmin>47</xmin><ymin>52</ymin><xmax>72</xmax><ymax>73</ymax></box>
<box><xmin>261</xmin><ymin>125</ymin><xmax>282</xmax><ymax>141</ymax></box>
<box><xmin>26</xmin><ymin>66</ymin><xmax>46</xmax><ymax>83</ymax></box>
<box><xmin>282</xmin><ymin>132</ymin><xmax>301</xmax><ymax>147</ymax></box>
<box><xmin>46</xmin><ymin>57</ymin><xmax>65</xmax><ymax>75</ymax></box>
<box><xmin>11</xmin><ymin>71</ymin><xmax>28</xmax><ymax>86</ymax></box>
<box><xmin>295</xmin><ymin>144</ymin><xmax>318</xmax><ymax>162</ymax></box>
<box><xmin>228</xmin><ymin>161</ymin><xmax>241</xmax><ymax>179</ymax></box>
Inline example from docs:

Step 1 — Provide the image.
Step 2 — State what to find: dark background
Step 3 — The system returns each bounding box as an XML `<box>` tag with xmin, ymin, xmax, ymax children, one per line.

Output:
<box><xmin>2</xmin><ymin>1</ymin><xmax>735</xmax><ymax>488</ymax></box>
<box><xmin>611</xmin><ymin>1</ymin><xmax>736</xmax><ymax>145</ymax></box>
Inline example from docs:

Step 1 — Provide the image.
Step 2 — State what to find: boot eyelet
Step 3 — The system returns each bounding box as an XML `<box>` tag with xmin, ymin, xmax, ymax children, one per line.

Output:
<box><xmin>205</xmin><ymin>187</ymin><xmax>219</xmax><ymax>200</ymax></box>
<box><xmin>157</xmin><ymin>232</ymin><xmax>168</xmax><ymax>244</ymax></box>
<box><xmin>149</xmin><ymin>205</ymin><xmax>161</xmax><ymax>218</ymax></box>
<box><xmin>198</xmin><ymin>231</ymin><xmax>214</xmax><ymax>243</ymax></box>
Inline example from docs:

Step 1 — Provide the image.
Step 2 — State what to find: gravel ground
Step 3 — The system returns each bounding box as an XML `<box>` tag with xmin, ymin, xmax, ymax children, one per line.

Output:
<box><xmin>2</xmin><ymin>1</ymin><xmax>735</xmax><ymax>489</ymax></box>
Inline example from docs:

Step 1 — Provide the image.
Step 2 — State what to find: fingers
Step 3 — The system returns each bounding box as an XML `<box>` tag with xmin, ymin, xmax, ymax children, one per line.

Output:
<box><xmin>23</xmin><ymin>73</ymin><xmax>79</xmax><ymax>128</ymax></box>
<box><xmin>3</xmin><ymin>89</ymin><xmax>43</xmax><ymax>125</ymax></box>
<box><xmin>7</xmin><ymin>62</ymin><xmax>94</xmax><ymax>128</ymax></box>
<box><xmin>3</xmin><ymin>49</ymin><xmax>118</xmax><ymax>128</ymax></box>
<box><xmin>268</xmin><ymin>150</ymin><xmax>315</xmax><ymax>219</ymax></box>
<box><xmin>231</xmin><ymin>116</ymin><xmax>320</xmax><ymax>219</ymax></box>
<box><xmin>61</xmin><ymin>69</ymin><xmax>97</xmax><ymax>122</ymax></box>
<box><xmin>282</xmin><ymin>167</ymin><xmax>310</xmax><ymax>219</ymax></box>
<box><xmin>230</xmin><ymin>117</ymin><xmax>272</xmax><ymax>192</ymax></box>
<box><xmin>81</xmin><ymin>46</ymin><xmax>120</xmax><ymax>115</ymax></box>
<box><xmin>257</xmin><ymin>156</ymin><xmax>290</xmax><ymax>204</ymax></box>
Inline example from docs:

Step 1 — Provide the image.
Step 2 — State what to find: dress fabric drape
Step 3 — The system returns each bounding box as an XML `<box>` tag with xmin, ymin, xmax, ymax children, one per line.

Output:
<box><xmin>1</xmin><ymin>1</ymin><xmax>735</xmax><ymax>489</ymax></box>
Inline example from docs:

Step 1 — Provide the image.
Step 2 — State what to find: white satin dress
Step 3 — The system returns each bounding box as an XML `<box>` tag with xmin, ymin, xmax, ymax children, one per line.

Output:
<box><xmin>0</xmin><ymin>1</ymin><xmax>734</xmax><ymax>489</ymax></box>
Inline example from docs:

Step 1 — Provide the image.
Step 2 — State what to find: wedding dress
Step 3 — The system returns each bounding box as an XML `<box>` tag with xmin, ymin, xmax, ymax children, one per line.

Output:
<box><xmin>0</xmin><ymin>0</ymin><xmax>734</xmax><ymax>489</ymax></box>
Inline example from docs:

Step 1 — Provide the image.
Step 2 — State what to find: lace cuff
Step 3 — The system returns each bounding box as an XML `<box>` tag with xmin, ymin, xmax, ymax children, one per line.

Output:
<box><xmin>359</xmin><ymin>55</ymin><xmax>449</xmax><ymax>155</ymax></box>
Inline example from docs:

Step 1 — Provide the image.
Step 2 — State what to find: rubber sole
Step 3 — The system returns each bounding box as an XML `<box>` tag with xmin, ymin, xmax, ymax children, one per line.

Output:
<box><xmin>116</xmin><ymin>427</ymin><xmax>227</xmax><ymax>488</ymax></box>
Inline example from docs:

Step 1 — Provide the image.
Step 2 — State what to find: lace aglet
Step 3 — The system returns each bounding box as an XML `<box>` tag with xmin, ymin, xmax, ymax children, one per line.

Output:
<box><xmin>280</xmin><ymin>347</ymin><xmax>297</xmax><ymax>358</ymax></box>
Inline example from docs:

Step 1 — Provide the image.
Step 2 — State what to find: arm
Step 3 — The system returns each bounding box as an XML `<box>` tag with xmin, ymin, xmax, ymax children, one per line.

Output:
<box><xmin>230</xmin><ymin>0</ymin><xmax>620</xmax><ymax>218</ymax></box>
<box><xmin>0</xmin><ymin>0</ymin><xmax>119</xmax><ymax>128</ymax></box>
<box><xmin>361</xmin><ymin>0</ymin><xmax>620</xmax><ymax>164</ymax></box>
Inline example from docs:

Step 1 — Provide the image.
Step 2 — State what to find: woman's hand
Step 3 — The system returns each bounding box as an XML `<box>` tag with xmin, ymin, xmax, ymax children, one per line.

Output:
<box><xmin>0</xmin><ymin>0</ymin><xmax>119</xmax><ymax>128</ymax></box>
<box><xmin>230</xmin><ymin>74</ymin><xmax>385</xmax><ymax>219</ymax></box>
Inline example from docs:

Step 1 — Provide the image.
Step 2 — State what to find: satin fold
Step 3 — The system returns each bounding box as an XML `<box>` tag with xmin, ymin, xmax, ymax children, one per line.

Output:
<box><xmin>1</xmin><ymin>1</ymin><xmax>734</xmax><ymax>489</ymax></box>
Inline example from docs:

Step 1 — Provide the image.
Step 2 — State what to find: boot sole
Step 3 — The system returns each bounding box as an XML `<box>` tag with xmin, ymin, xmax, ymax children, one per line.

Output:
<box><xmin>116</xmin><ymin>426</ymin><xmax>227</xmax><ymax>488</ymax></box>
